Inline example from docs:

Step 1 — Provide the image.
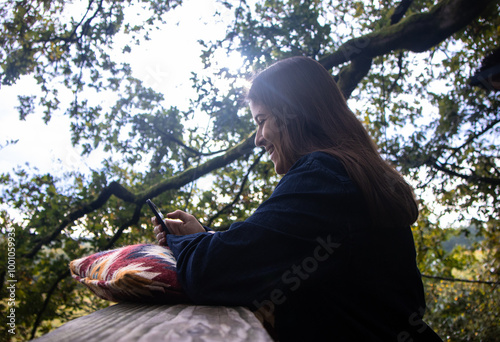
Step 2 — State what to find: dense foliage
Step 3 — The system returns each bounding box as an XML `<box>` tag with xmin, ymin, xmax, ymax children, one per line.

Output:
<box><xmin>1</xmin><ymin>0</ymin><xmax>499</xmax><ymax>341</ymax></box>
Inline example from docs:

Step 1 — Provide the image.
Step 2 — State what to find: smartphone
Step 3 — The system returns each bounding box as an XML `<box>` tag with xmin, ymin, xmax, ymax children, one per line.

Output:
<box><xmin>146</xmin><ymin>199</ymin><xmax>171</xmax><ymax>234</ymax></box>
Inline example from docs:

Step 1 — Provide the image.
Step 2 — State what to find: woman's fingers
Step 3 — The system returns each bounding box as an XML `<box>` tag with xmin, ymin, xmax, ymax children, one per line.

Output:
<box><xmin>165</xmin><ymin>218</ymin><xmax>188</xmax><ymax>235</ymax></box>
<box><xmin>165</xmin><ymin>210</ymin><xmax>189</xmax><ymax>221</ymax></box>
<box><xmin>151</xmin><ymin>217</ymin><xmax>162</xmax><ymax>229</ymax></box>
<box><xmin>153</xmin><ymin>223</ymin><xmax>163</xmax><ymax>235</ymax></box>
<box><xmin>166</xmin><ymin>210</ymin><xmax>205</xmax><ymax>235</ymax></box>
<box><xmin>152</xmin><ymin>210</ymin><xmax>205</xmax><ymax>238</ymax></box>
<box><xmin>151</xmin><ymin>216</ymin><xmax>167</xmax><ymax>245</ymax></box>
<box><xmin>156</xmin><ymin>231</ymin><xmax>166</xmax><ymax>246</ymax></box>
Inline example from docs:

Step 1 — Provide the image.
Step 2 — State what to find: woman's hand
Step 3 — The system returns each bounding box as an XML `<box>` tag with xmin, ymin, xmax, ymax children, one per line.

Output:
<box><xmin>152</xmin><ymin>210</ymin><xmax>205</xmax><ymax>245</ymax></box>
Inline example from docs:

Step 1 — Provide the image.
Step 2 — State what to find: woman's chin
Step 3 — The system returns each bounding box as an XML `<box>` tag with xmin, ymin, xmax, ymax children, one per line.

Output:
<box><xmin>273</xmin><ymin>162</ymin><xmax>286</xmax><ymax>175</ymax></box>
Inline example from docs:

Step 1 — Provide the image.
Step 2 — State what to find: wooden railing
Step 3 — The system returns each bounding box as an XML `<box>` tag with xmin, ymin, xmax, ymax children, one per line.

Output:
<box><xmin>31</xmin><ymin>302</ymin><xmax>274</xmax><ymax>342</ymax></box>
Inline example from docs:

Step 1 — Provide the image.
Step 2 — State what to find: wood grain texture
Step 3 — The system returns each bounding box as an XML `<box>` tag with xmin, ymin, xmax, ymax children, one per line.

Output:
<box><xmin>31</xmin><ymin>303</ymin><xmax>274</xmax><ymax>342</ymax></box>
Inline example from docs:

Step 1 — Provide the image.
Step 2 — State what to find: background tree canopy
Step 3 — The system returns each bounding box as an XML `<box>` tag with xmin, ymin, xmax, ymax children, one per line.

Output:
<box><xmin>1</xmin><ymin>0</ymin><xmax>499</xmax><ymax>340</ymax></box>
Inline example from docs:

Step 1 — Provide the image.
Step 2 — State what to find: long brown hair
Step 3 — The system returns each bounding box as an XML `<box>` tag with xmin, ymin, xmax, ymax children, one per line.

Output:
<box><xmin>247</xmin><ymin>56</ymin><xmax>418</xmax><ymax>228</ymax></box>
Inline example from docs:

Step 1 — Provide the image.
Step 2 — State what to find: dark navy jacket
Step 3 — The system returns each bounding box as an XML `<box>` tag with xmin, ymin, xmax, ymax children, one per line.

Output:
<box><xmin>166</xmin><ymin>152</ymin><xmax>442</xmax><ymax>341</ymax></box>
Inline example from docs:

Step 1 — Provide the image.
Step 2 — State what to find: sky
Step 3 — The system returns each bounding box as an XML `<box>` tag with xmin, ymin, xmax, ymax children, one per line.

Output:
<box><xmin>0</xmin><ymin>0</ymin><xmax>240</xmax><ymax>177</ymax></box>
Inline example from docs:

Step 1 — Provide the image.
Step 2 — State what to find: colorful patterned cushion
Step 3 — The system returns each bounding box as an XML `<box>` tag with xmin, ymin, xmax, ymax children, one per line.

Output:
<box><xmin>70</xmin><ymin>244</ymin><xmax>188</xmax><ymax>303</ymax></box>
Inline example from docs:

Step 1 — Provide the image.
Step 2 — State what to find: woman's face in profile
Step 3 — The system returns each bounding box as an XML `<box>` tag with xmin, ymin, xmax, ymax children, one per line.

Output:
<box><xmin>250</xmin><ymin>101</ymin><xmax>290</xmax><ymax>174</ymax></box>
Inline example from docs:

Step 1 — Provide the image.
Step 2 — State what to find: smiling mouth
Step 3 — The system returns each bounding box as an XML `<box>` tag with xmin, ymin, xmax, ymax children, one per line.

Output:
<box><xmin>266</xmin><ymin>146</ymin><xmax>275</xmax><ymax>158</ymax></box>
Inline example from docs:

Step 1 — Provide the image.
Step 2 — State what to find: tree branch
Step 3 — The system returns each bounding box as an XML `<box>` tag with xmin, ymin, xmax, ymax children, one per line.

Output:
<box><xmin>24</xmin><ymin>132</ymin><xmax>256</xmax><ymax>259</ymax></box>
<box><xmin>319</xmin><ymin>0</ymin><xmax>496</xmax><ymax>95</ymax></box>
<box><xmin>336</xmin><ymin>55</ymin><xmax>372</xmax><ymax>99</ymax></box>
<box><xmin>30</xmin><ymin>269</ymin><xmax>70</xmax><ymax>340</ymax></box>
<box><xmin>137</xmin><ymin>132</ymin><xmax>256</xmax><ymax>200</ymax></box>
<box><xmin>422</xmin><ymin>274</ymin><xmax>500</xmax><ymax>286</ymax></box>
<box><xmin>321</xmin><ymin>0</ymin><xmax>495</xmax><ymax>69</ymax></box>
<box><xmin>24</xmin><ymin>181</ymin><xmax>135</xmax><ymax>258</ymax></box>
<box><xmin>390</xmin><ymin>0</ymin><xmax>414</xmax><ymax>25</ymax></box>
<box><xmin>445</xmin><ymin>118</ymin><xmax>500</xmax><ymax>164</ymax></box>
<box><xmin>154</xmin><ymin>126</ymin><xmax>229</xmax><ymax>157</ymax></box>
<box><xmin>429</xmin><ymin>160</ymin><xmax>500</xmax><ymax>186</ymax></box>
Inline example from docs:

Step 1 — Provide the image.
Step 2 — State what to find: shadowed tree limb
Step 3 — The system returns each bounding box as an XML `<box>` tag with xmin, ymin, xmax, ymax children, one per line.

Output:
<box><xmin>336</xmin><ymin>55</ymin><xmax>372</xmax><ymax>99</ymax></box>
<box><xmin>30</xmin><ymin>269</ymin><xmax>70</xmax><ymax>340</ymax></box>
<box><xmin>428</xmin><ymin>160</ymin><xmax>500</xmax><ymax>186</ymax></box>
<box><xmin>320</xmin><ymin>0</ymin><xmax>496</xmax><ymax>96</ymax></box>
<box><xmin>153</xmin><ymin>125</ymin><xmax>230</xmax><ymax>157</ymax></box>
<box><xmin>422</xmin><ymin>274</ymin><xmax>500</xmax><ymax>286</ymax></box>
<box><xmin>321</xmin><ymin>0</ymin><xmax>495</xmax><ymax>69</ymax></box>
<box><xmin>391</xmin><ymin>0</ymin><xmax>414</xmax><ymax>25</ymax></box>
<box><xmin>137</xmin><ymin>132</ymin><xmax>256</xmax><ymax>200</ymax></box>
<box><xmin>24</xmin><ymin>181</ymin><xmax>135</xmax><ymax>258</ymax></box>
<box><xmin>444</xmin><ymin>119</ymin><xmax>500</xmax><ymax>164</ymax></box>
<box><xmin>24</xmin><ymin>132</ymin><xmax>256</xmax><ymax>259</ymax></box>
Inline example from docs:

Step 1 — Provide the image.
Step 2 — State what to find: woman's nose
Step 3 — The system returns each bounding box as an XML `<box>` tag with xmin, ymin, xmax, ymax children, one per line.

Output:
<box><xmin>254</xmin><ymin>129</ymin><xmax>265</xmax><ymax>147</ymax></box>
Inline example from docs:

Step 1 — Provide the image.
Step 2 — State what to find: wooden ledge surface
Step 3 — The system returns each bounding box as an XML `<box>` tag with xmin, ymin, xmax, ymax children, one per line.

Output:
<box><xmin>32</xmin><ymin>302</ymin><xmax>274</xmax><ymax>342</ymax></box>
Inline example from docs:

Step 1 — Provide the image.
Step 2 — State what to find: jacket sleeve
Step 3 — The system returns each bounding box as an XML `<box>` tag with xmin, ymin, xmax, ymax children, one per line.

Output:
<box><xmin>166</xmin><ymin>153</ymin><xmax>364</xmax><ymax>307</ymax></box>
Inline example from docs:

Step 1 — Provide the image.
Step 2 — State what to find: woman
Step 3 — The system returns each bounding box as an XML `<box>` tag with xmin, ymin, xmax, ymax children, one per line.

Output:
<box><xmin>153</xmin><ymin>56</ymin><xmax>442</xmax><ymax>341</ymax></box>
